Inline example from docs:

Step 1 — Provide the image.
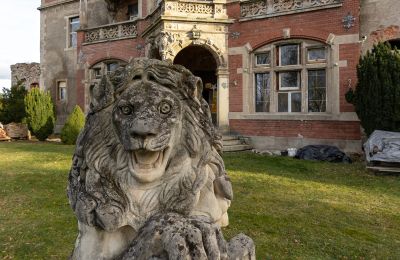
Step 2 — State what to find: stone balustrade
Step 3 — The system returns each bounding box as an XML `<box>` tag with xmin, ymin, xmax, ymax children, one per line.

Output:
<box><xmin>240</xmin><ymin>0</ymin><xmax>343</xmax><ymax>20</ymax></box>
<box><xmin>84</xmin><ymin>20</ymin><xmax>138</xmax><ymax>44</ymax></box>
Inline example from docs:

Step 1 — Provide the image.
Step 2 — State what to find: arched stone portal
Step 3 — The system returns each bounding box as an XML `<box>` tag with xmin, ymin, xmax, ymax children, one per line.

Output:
<box><xmin>174</xmin><ymin>45</ymin><xmax>218</xmax><ymax>125</ymax></box>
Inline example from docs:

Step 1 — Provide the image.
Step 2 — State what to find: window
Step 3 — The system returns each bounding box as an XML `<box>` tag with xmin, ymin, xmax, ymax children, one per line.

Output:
<box><xmin>58</xmin><ymin>81</ymin><xmax>67</xmax><ymax>101</ymax></box>
<box><xmin>255</xmin><ymin>52</ymin><xmax>271</xmax><ymax>66</ymax></box>
<box><xmin>69</xmin><ymin>16</ymin><xmax>80</xmax><ymax>48</ymax></box>
<box><xmin>278</xmin><ymin>71</ymin><xmax>301</xmax><ymax>90</ymax></box>
<box><xmin>128</xmin><ymin>2</ymin><xmax>139</xmax><ymax>19</ymax></box>
<box><xmin>307</xmin><ymin>47</ymin><xmax>326</xmax><ymax>63</ymax></box>
<box><xmin>253</xmin><ymin>40</ymin><xmax>329</xmax><ymax>113</ymax></box>
<box><xmin>278</xmin><ymin>92</ymin><xmax>301</xmax><ymax>112</ymax></box>
<box><xmin>279</xmin><ymin>44</ymin><xmax>300</xmax><ymax>66</ymax></box>
<box><xmin>106</xmin><ymin>62</ymin><xmax>119</xmax><ymax>74</ymax></box>
<box><xmin>255</xmin><ymin>73</ymin><xmax>271</xmax><ymax>112</ymax></box>
<box><xmin>93</xmin><ymin>68</ymin><xmax>102</xmax><ymax>79</ymax></box>
<box><xmin>308</xmin><ymin>70</ymin><xmax>326</xmax><ymax>112</ymax></box>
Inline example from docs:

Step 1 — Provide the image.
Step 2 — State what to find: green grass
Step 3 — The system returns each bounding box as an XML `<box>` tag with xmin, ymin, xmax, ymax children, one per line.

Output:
<box><xmin>1</xmin><ymin>142</ymin><xmax>400</xmax><ymax>259</ymax></box>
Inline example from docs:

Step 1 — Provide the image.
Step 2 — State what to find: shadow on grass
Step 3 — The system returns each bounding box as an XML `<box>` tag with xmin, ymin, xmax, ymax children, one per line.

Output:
<box><xmin>223</xmin><ymin>152</ymin><xmax>400</xmax><ymax>198</ymax></box>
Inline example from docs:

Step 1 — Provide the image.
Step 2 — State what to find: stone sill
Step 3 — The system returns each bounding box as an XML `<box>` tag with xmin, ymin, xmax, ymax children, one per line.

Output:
<box><xmin>239</xmin><ymin>3</ymin><xmax>343</xmax><ymax>22</ymax></box>
<box><xmin>228</xmin><ymin>112</ymin><xmax>359</xmax><ymax>121</ymax></box>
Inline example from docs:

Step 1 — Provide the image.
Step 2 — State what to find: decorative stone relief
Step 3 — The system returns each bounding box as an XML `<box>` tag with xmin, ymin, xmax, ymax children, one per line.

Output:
<box><xmin>164</xmin><ymin>1</ymin><xmax>214</xmax><ymax>15</ymax></box>
<box><xmin>68</xmin><ymin>58</ymin><xmax>255</xmax><ymax>259</ymax></box>
<box><xmin>342</xmin><ymin>12</ymin><xmax>356</xmax><ymax>30</ymax></box>
<box><xmin>84</xmin><ymin>21</ymin><xmax>137</xmax><ymax>44</ymax></box>
<box><xmin>240</xmin><ymin>0</ymin><xmax>343</xmax><ymax>19</ymax></box>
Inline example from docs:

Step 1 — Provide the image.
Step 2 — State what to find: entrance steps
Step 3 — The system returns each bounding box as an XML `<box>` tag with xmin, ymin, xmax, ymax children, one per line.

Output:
<box><xmin>222</xmin><ymin>135</ymin><xmax>253</xmax><ymax>152</ymax></box>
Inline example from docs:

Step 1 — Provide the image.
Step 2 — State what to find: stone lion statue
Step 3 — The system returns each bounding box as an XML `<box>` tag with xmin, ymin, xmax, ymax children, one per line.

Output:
<box><xmin>67</xmin><ymin>58</ymin><xmax>255</xmax><ymax>259</ymax></box>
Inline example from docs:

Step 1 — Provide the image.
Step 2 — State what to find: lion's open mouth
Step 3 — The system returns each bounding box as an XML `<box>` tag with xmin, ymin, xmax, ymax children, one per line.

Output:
<box><xmin>128</xmin><ymin>148</ymin><xmax>170</xmax><ymax>183</ymax></box>
<box><xmin>132</xmin><ymin>149</ymin><xmax>164</xmax><ymax>170</ymax></box>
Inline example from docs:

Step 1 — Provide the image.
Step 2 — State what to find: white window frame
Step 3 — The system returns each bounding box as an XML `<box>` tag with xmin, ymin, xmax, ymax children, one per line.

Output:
<box><xmin>307</xmin><ymin>47</ymin><xmax>327</xmax><ymax>63</ymax></box>
<box><xmin>278</xmin><ymin>70</ymin><xmax>301</xmax><ymax>90</ymax></box>
<box><xmin>255</xmin><ymin>52</ymin><xmax>271</xmax><ymax>67</ymax></box>
<box><xmin>57</xmin><ymin>80</ymin><xmax>67</xmax><ymax>101</ymax></box>
<box><xmin>65</xmin><ymin>15</ymin><xmax>80</xmax><ymax>50</ymax></box>
<box><xmin>252</xmin><ymin>40</ymin><xmax>329</xmax><ymax>114</ymax></box>
<box><xmin>278</xmin><ymin>44</ymin><xmax>300</xmax><ymax>67</ymax></box>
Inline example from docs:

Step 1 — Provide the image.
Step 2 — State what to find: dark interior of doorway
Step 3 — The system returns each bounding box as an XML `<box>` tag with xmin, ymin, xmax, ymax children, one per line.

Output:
<box><xmin>174</xmin><ymin>45</ymin><xmax>218</xmax><ymax>125</ymax></box>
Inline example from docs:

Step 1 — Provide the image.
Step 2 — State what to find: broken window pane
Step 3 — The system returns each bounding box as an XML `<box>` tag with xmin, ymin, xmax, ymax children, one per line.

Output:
<box><xmin>279</xmin><ymin>71</ymin><xmax>300</xmax><ymax>89</ymax></box>
<box><xmin>279</xmin><ymin>44</ymin><xmax>299</xmax><ymax>66</ymax></box>
<box><xmin>256</xmin><ymin>52</ymin><xmax>271</xmax><ymax>66</ymax></box>
<box><xmin>308</xmin><ymin>70</ymin><xmax>326</xmax><ymax>112</ymax></box>
<box><xmin>308</xmin><ymin>48</ymin><xmax>326</xmax><ymax>62</ymax></box>
<box><xmin>255</xmin><ymin>73</ymin><xmax>271</xmax><ymax>112</ymax></box>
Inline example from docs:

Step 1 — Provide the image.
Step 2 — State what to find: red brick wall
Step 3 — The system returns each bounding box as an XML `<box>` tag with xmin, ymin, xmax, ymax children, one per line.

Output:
<box><xmin>229</xmin><ymin>55</ymin><xmax>243</xmax><ymax>112</ymax></box>
<box><xmin>227</xmin><ymin>0</ymin><xmax>361</xmax><ymax>114</ymax></box>
<box><xmin>230</xmin><ymin>119</ymin><xmax>361</xmax><ymax>140</ymax></box>
<box><xmin>339</xmin><ymin>43</ymin><xmax>360</xmax><ymax>112</ymax></box>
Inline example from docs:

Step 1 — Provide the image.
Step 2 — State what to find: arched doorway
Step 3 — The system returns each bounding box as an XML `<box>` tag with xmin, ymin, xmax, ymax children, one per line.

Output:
<box><xmin>174</xmin><ymin>45</ymin><xmax>218</xmax><ymax>125</ymax></box>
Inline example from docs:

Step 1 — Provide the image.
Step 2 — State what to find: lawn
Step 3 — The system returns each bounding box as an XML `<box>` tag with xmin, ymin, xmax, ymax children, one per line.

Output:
<box><xmin>0</xmin><ymin>142</ymin><xmax>399</xmax><ymax>259</ymax></box>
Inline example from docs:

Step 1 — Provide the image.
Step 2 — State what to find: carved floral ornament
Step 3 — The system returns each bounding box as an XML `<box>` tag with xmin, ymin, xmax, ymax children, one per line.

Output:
<box><xmin>240</xmin><ymin>0</ymin><xmax>343</xmax><ymax>19</ymax></box>
<box><xmin>148</xmin><ymin>29</ymin><xmax>227</xmax><ymax>67</ymax></box>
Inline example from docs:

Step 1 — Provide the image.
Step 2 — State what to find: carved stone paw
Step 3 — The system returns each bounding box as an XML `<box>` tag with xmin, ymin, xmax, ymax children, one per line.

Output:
<box><xmin>118</xmin><ymin>213</ymin><xmax>255</xmax><ymax>260</ymax></box>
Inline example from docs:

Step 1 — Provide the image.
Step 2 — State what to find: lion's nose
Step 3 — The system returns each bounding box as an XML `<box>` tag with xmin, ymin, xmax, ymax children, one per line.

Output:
<box><xmin>130</xmin><ymin>120</ymin><xmax>158</xmax><ymax>138</ymax></box>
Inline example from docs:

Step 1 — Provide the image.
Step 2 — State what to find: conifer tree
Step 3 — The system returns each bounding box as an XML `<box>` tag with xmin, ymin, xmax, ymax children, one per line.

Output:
<box><xmin>346</xmin><ymin>42</ymin><xmax>400</xmax><ymax>135</ymax></box>
<box><xmin>61</xmin><ymin>105</ymin><xmax>85</xmax><ymax>145</ymax></box>
<box><xmin>24</xmin><ymin>88</ymin><xmax>55</xmax><ymax>141</ymax></box>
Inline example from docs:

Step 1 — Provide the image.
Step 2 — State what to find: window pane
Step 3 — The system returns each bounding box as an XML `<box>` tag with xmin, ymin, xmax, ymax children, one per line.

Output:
<box><xmin>107</xmin><ymin>63</ymin><xmax>119</xmax><ymax>73</ymax></box>
<box><xmin>308</xmin><ymin>48</ymin><xmax>326</xmax><ymax>62</ymax></box>
<box><xmin>278</xmin><ymin>93</ymin><xmax>288</xmax><ymax>112</ymax></box>
<box><xmin>58</xmin><ymin>82</ymin><xmax>66</xmax><ymax>101</ymax></box>
<box><xmin>69</xmin><ymin>17</ymin><xmax>79</xmax><ymax>48</ymax></box>
<box><xmin>256</xmin><ymin>52</ymin><xmax>270</xmax><ymax>65</ymax></box>
<box><xmin>308</xmin><ymin>70</ymin><xmax>326</xmax><ymax>112</ymax></box>
<box><xmin>279</xmin><ymin>71</ymin><xmax>300</xmax><ymax>89</ymax></box>
<box><xmin>280</xmin><ymin>44</ymin><xmax>299</xmax><ymax>66</ymax></box>
<box><xmin>255</xmin><ymin>73</ymin><xmax>271</xmax><ymax>112</ymax></box>
<box><xmin>291</xmin><ymin>92</ymin><xmax>302</xmax><ymax>112</ymax></box>
<box><xmin>128</xmin><ymin>3</ymin><xmax>139</xmax><ymax>17</ymax></box>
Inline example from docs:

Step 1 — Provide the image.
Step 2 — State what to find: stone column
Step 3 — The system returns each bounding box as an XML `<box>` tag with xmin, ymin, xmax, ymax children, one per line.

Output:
<box><xmin>79</xmin><ymin>0</ymin><xmax>88</xmax><ymax>29</ymax></box>
<box><xmin>217</xmin><ymin>68</ymin><xmax>229</xmax><ymax>132</ymax></box>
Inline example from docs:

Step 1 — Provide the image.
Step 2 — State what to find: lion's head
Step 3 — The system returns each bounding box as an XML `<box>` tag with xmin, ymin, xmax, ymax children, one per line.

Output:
<box><xmin>68</xmin><ymin>59</ymin><xmax>231</xmax><ymax>237</ymax></box>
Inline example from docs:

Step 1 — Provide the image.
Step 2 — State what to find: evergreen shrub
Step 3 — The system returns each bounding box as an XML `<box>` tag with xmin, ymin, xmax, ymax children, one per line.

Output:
<box><xmin>346</xmin><ymin>42</ymin><xmax>400</xmax><ymax>135</ymax></box>
<box><xmin>0</xmin><ymin>82</ymin><xmax>27</xmax><ymax>124</ymax></box>
<box><xmin>61</xmin><ymin>105</ymin><xmax>85</xmax><ymax>145</ymax></box>
<box><xmin>24</xmin><ymin>88</ymin><xmax>55</xmax><ymax>141</ymax></box>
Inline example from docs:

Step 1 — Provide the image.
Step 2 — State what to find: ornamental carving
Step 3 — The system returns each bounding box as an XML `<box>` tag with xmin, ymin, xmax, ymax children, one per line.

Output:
<box><xmin>84</xmin><ymin>21</ymin><xmax>138</xmax><ymax>44</ymax></box>
<box><xmin>68</xmin><ymin>58</ymin><xmax>255</xmax><ymax>259</ymax></box>
<box><xmin>241</xmin><ymin>0</ymin><xmax>343</xmax><ymax>19</ymax></box>
<box><xmin>165</xmin><ymin>1</ymin><xmax>214</xmax><ymax>14</ymax></box>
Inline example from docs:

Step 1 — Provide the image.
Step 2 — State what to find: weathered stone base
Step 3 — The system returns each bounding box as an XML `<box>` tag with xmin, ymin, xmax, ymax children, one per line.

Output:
<box><xmin>247</xmin><ymin>136</ymin><xmax>362</xmax><ymax>153</ymax></box>
<box><xmin>118</xmin><ymin>213</ymin><xmax>255</xmax><ymax>260</ymax></box>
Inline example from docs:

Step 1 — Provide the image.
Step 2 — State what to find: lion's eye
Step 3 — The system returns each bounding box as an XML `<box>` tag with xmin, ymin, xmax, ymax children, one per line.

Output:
<box><xmin>160</xmin><ymin>102</ymin><xmax>171</xmax><ymax>114</ymax></box>
<box><xmin>120</xmin><ymin>105</ymin><xmax>133</xmax><ymax>115</ymax></box>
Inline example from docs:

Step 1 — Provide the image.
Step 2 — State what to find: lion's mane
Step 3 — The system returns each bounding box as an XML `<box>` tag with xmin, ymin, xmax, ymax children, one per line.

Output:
<box><xmin>67</xmin><ymin>59</ymin><xmax>229</xmax><ymax>233</ymax></box>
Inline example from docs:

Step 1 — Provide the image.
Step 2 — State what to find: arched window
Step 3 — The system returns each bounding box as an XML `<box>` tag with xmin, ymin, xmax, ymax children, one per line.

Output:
<box><xmin>252</xmin><ymin>39</ymin><xmax>330</xmax><ymax>113</ymax></box>
<box><xmin>89</xmin><ymin>59</ymin><xmax>127</xmax><ymax>81</ymax></box>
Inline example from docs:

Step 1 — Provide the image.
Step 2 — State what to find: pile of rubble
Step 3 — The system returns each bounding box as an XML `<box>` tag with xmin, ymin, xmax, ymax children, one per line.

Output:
<box><xmin>0</xmin><ymin>122</ymin><xmax>30</xmax><ymax>141</ymax></box>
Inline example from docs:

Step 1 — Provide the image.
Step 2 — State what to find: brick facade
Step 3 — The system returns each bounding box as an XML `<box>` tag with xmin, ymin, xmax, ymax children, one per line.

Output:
<box><xmin>40</xmin><ymin>0</ymin><xmax>365</xmax><ymax>151</ymax></box>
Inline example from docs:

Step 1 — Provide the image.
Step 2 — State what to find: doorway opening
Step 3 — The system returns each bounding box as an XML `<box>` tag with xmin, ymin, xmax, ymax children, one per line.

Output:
<box><xmin>174</xmin><ymin>45</ymin><xmax>218</xmax><ymax>125</ymax></box>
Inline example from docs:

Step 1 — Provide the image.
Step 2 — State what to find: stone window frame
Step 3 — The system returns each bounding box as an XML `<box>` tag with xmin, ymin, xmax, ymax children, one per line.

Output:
<box><xmin>65</xmin><ymin>14</ymin><xmax>80</xmax><ymax>50</ymax></box>
<box><xmin>56</xmin><ymin>80</ymin><xmax>67</xmax><ymax>102</ymax></box>
<box><xmin>251</xmin><ymin>39</ymin><xmax>331</xmax><ymax>114</ymax></box>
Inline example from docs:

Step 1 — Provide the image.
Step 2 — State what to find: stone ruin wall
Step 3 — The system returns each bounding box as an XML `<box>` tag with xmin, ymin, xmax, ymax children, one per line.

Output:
<box><xmin>10</xmin><ymin>63</ymin><xmax>41</xmax><ymax>90</ymax></box>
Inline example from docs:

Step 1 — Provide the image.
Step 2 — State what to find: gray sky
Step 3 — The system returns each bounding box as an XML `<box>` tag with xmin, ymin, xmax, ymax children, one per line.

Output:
<box><xmin>0</xmin><ymin>1</ymin><xmax>41</xmax><ymax>89</ymax></box>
